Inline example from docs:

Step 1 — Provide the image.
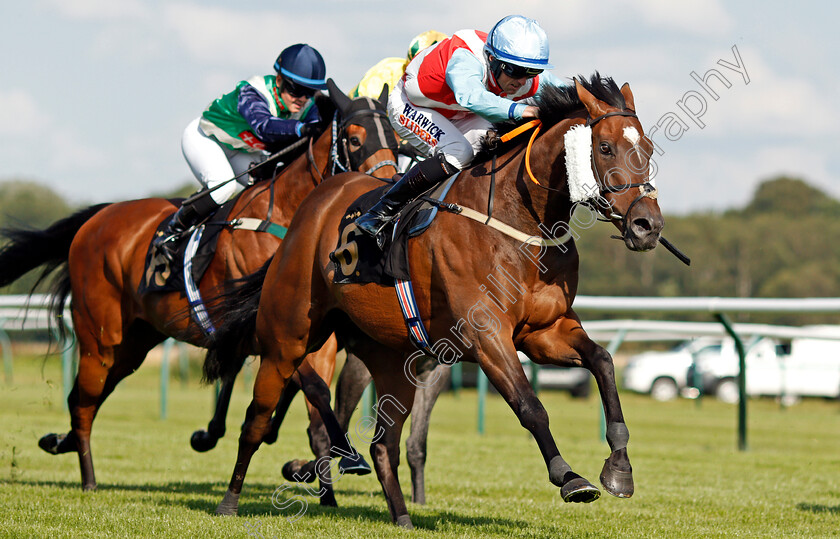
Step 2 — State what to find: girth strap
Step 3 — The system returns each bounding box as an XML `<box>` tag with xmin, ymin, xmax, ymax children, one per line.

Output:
<box><xmin>422</xmin><ymin>197</ymin><xmax>572</xmax><ymax>248</ymax></box>
<box><xmin>227</xmin><ymin>217</ymin><xmax>287</xmax><ymax>239</ymax></box>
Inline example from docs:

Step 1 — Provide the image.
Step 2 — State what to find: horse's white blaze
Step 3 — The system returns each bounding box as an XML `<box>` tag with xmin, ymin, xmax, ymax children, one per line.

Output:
<box><xmin>622</xmin><ymin>126</ymin><xmax>658</xmax><ymax>198</ymax></box>
<box><xmin>623</xmin><ymin>126</ymin><xmax>640</xmax><ymax>146</ymax></box>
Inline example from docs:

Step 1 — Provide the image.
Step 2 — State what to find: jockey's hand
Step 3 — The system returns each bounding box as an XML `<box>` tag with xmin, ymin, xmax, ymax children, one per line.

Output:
<box><xmin>522</xmin><ymin>105</ymin><xmax>540</xmax><ymax>119</ymax></box>
<box><xmin>296</xmin><ymin>121</ymin><xmax>320</xmax><ymax>138</ymax></box>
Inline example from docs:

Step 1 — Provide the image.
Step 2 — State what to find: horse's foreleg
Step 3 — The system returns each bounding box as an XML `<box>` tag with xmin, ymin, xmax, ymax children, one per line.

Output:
<box><xmin>405</xmin><ymin>359</ymin><xmax>450</xmax><ymax>505</ymax></box>
<box><xmin>190</xmin><ymin>375</ymin><xmax>236</xmax><ymax>452</ymax></box>
<box><xmin>216</xmin><ymin>356</ymin><xmax>292</xmax><ymax>516</ymax></box>
<box><xmin>581</xmin><ymin>341</ymin><xmax>634</xmax><ymax>498</ymax></box>
<box><xmin>522</xmin><ymin>316</ymin><xmax>633</xmax><ymax>499</ymax></box>
<box><xmin>265</xmin><ymin>376</ymin><xmax>301</xmax><ymax>445</ymax></box>
<box><xmin>478</xmin><ymin>342</ymin><xmax>600</xmax><ymax>504</ymax></box>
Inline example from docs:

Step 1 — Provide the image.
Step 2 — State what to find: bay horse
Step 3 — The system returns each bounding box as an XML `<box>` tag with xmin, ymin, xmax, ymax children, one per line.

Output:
<box><xmin>0</xmin><ymin>81</ymin><xmax>397</xmax><ymax>506</ymax></box>
<box><xmin>209</xmin><ymin>74</ymin><xmax>665</xmax><ymax>527</ymax></box>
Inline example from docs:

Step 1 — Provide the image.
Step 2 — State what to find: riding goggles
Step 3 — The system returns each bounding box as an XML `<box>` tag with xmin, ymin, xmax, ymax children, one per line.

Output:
<box><xmin>281</xmin><ymin>77</ymin><xmax>317</xmax><ymax>99</ymax></box>
<box><xmin>499</xmin><ymin>62</ymin><xmax>543</xmax><ymax>79</ymax></box>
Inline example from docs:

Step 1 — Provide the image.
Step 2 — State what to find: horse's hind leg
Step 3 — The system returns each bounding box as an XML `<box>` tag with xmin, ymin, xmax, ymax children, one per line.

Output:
<box><xmin>216</xmin><ymin>348</ymin><xmax>305</xmax><ymax>515</ymax></box>
<box><xmin>56</xmin><ymin>319</ymin><xmax>163</xmax><ymax>490</ymax></box>
<box><xmin>405</xmin><ymin>358</ymin><xmax>450</xmax><ymax>505</ymax></box>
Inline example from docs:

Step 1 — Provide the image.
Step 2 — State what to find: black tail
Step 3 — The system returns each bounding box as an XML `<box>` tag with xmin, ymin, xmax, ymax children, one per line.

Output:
<box><xmin>202</xmin><ymin>256</ymin><xmax>272</xmax><ymax>383</ymax></box>
<box><xmin>0</xmin><ymin>203</ymin><xmax>110</xmax><ymax>340</ymax></box>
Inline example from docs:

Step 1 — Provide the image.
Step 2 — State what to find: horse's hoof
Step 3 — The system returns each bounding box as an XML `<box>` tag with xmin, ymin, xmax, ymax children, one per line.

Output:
<box><xmin>216</xmin><ymin>490</ymin><xmax>240</xmax><ymax>516</ymax></box>
<box><xmin>282</xmin><ymin>459</ymin><xmax>317</xmax><ymax>483</ymax></box>
<box><xmin>338</xmin><ymin>454</ymin><xmax>372</xmax><ymax>476</ymax></box>
<box><xmin>561</xmin><ymin>476</ymin><xmax>601</xmax><ymax>503</ymax></box>
<box><xmin>82</xmin><ymin>483</ymin><xmax>97</xmax><ymax>492</ymax></box>
<box><xmin>190</xmin><ymin>430</ymin><xmax>219</xmax><ymax>452</ymax></box>
<box><xmin>38</xmin><ymin>432</ymin><xmax>75</xmax><ymax>455</ymax></box>
<box><xmin>319</xmin><ymin>493</ymin><xmax>338</xmax><ymax>507</ymax></box>
<box><xmin>600</xmin><ymin>459</ymin><xmax>634</xmax><ymax>498</ymax></box>
<box><xmin>396</xmin><ymin>515</ymin><xmax>414</xmax><ymax>529</ymax></box>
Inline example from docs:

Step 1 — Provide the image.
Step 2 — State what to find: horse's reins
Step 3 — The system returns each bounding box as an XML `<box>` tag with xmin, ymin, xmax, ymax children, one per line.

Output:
<box><xmin>496</xmin><ymin>114</ymin><xmax>690</xmax><ymax>265</ymax></box>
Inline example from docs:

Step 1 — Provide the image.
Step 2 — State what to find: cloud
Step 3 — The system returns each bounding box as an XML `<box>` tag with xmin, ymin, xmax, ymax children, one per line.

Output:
<box><xmin>621</xmin><ymin>0</ymin><xmax>735</xmax><ymax>35</ymax></box>
<box><xmin>654</xmin><ymin>143</ymin><xmax>838</xmax><ymax>213</ymax></box>
<box><xmin>161</xmin><ymin>3</ymin><xmax>343</xmax><ymax>70</ymax></box>
<box><xmin>0</xmin><ymin>90</ymin><xmax>51</xmax><ymax>135</ymax></box>
<box><xmin>39</xmin><ymin>0</ymin><xmax>149</xmax><ymax>20</ymax></box>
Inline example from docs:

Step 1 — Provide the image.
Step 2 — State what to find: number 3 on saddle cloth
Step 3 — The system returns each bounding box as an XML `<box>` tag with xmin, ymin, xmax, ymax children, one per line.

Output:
<box><xmin>139</xmin><ymin>199</ymin><xmax>240</xmax><ymax>335</ymax></box>
<box><xmin>330</xmin><ymin>174</ymin><xmax>460</xmax><ymax>355</ymax></box>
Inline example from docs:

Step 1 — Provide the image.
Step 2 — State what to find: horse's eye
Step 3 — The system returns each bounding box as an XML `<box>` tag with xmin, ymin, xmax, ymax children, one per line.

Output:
<box><xmin>599</xmin><ymin>142</ymin><xmax>613</xmax><ymax>155</ymax></box>
<box><xmin>349</xmin><ymin>136</ymin><xmax>362</xmax><ymax>149</ymax></box>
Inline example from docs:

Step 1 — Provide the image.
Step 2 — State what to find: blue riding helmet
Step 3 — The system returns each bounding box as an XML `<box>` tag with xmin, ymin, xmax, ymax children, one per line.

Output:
<box><xmin>273</xmin><ymin>44</ymin><xmax>328</xmax><ymax>90</ymax></box>
<box><xmin>484</xmin><ymin>15</ymin><xmax>554</xmax><ymax>76</ymax></box>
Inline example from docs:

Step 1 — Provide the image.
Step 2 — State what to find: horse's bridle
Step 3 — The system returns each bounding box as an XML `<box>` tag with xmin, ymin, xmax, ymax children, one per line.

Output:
<box><xmin>583</xmin><ymin>110</ymin><xmax>657</xmax><ymax>238</ymax></box>
<box><xmin>330</xmin><ymin>108</ymin><xmax>398</xmax><ymax>176</ymax></box>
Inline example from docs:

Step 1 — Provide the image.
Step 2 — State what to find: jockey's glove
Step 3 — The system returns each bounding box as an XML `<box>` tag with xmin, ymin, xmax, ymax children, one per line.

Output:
<box><xmin>296</xmin><ymin>121</ymin><xmax>320</xmax><ymax>138</ymax></box>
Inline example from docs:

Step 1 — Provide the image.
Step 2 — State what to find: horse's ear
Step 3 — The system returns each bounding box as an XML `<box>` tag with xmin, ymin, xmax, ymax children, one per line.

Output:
<box><xmin>378</xmin><ymin>83</ymin><xmax>389</xmax><ymax>108</ymax></box>
<box><xmin>620</xmin><ymin>82</ymin><xmax>636</xmax><ymax>111</ymax></box>
<box><xmin>326</xmin><ymin>78</ymin><xmax>352</xmax><ymax>113</ymax></box>
<box><xmin>575</xmin><ymin>79</ymin><xmax>608</xmax><ymax>119</ymax></box>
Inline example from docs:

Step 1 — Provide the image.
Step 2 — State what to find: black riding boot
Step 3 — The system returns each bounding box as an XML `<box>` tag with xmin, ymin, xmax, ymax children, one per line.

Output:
<box><xmin>354</xmin><ymin>154</ymin><xmax>457</xmax><ymax>242</ymax></box>
<box><xmin>152</xmin><ymin>191</ymin><xmax>220</xmax><ymax>262</ymax></box>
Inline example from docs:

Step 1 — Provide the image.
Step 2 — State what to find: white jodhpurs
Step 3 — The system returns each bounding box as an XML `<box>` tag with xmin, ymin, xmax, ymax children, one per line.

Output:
<box><xmin>387</xmin><ymin>79</ymin><xmax>492</xmax><ymax>170</ymax></box>
<box><xmin>181</xmin><ymin>117</ymin><xmax>266</xmax><ymax>205</ymax></box>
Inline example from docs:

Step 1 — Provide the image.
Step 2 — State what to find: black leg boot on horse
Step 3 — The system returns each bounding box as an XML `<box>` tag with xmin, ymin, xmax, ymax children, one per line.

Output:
<box><xmin>354</xmin><ymin>153</ymin><xmax>457</xmax><ymax>247</ymax></box>
<box><xmin>152</xmin><ymin>190</ymin><xmax>220</xmax><ymax>262</ymax></box>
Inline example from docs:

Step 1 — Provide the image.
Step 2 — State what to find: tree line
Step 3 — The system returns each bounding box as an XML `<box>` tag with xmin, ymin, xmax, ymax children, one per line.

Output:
<box><xmin>2</xmin><ymin>176</ymin><xmax>839</xmax><ymax>325</ymax></box>
<box><xmin>574</xmin><ymin>176</ymin><xmax>840</xmax><ymax>325</ymax></box>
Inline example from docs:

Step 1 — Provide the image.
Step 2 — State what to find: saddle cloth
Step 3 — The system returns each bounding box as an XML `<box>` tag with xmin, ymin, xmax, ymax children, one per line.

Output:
<box><xmin>331</xmin><ymin>174</ymin><xmax>459</xmax><ymax>285</ymax></box>
<box><xmin>138</xmin><ymin>198</ymin><xmax>236</xmax><ymax>295</ymax></box>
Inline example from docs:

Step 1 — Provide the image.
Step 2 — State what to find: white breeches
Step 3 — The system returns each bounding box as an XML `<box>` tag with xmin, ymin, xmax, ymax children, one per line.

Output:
<box><xmin>387</xmin><ymin>79</ymin><xmax>492</xmax><ymax>170</ymax></box>
<box><xmin>181</xmin><ymin>117</ymin><xmax>265</xmax><ymax>205</ymax></box>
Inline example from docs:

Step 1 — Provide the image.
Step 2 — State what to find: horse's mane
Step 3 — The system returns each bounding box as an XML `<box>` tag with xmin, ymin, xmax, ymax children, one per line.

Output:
<box><xmin>478</xmin><ymin>72</ymin><xmax>627</xmax><ymax>159</ymax></box>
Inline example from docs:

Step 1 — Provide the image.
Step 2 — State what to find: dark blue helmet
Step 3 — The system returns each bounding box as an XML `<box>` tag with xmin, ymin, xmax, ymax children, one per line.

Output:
<box><xmin>273</xmin><ymin>44</ymin><xmax>328</xmax><ymax>90</ymax></box>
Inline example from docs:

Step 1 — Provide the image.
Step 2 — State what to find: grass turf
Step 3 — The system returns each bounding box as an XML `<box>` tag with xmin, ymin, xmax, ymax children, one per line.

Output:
<box><xmin>1</xmin><ymin>353</ymin><xmax>839</xmax><ymax>538</ymax></box>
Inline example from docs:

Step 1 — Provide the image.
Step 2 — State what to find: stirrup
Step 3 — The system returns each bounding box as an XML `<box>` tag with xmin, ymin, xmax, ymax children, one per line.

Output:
<box><xmin>357</xmin><ymin>218</ymin><xmax>394</xmax><ymax>250</ymax></box>
<box><xmin>153</xmin><ymin>232</ymin><xmax>182</xmax><ymax>262</ymax></box>
<box><xmin>356</xmin><ymin>213</ymin><xmax>395</xmax><ymax>240</ymax></box>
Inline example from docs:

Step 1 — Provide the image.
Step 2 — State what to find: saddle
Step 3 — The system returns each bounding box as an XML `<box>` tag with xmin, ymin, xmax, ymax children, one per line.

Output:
<box><xmin>331</xmin><ymin>173</ymin><xmax>459</xmax><ymax>285</ymax></box>
<box><xmin>139</xmin><ymin>197</ymin><xmax>237</xmax><ymax>296</ymax></box>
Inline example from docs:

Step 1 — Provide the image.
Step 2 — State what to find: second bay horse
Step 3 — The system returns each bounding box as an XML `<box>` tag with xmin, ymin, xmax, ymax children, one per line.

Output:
<box><xmin>0</xmin><ymin>80</ymin><xmax>397</xmax><ymax>506</ymax></box>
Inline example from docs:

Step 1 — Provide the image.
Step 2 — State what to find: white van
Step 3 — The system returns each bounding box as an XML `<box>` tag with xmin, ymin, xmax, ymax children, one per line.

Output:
<box><xmin>622</xmin><ymin>337</ymin><xmax>722</xmax><ymax>401</ymax></box>
<box><xmin>702</xmin><ymin>334</ymin><xmax>840</xmax><ymax>403</ymax></box>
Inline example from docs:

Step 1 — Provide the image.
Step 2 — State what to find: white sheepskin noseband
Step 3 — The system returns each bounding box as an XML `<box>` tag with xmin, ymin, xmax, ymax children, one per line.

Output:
<box><xmin>564</xmin><ymin>124</ymin><xmax>598</xmax><ymax>202</ymax></box>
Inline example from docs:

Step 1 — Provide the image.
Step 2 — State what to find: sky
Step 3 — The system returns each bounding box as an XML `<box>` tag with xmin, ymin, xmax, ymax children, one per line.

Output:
<box><xmin>1</xmin><ymin>0</ymin><xmax>838</xmax><ymax>214</ymax></box>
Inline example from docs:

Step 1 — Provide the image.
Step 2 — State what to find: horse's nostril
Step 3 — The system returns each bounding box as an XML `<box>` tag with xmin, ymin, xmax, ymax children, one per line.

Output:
<box><xmin>632</xmin><ymin>218</ymin><xmax>652</xmax><ymax>233</ymax></box>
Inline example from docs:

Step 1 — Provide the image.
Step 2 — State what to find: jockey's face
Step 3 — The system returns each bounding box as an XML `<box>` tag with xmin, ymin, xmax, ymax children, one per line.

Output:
<box><xmin>277</xmin><ymin>75</ymin><xmax>313</xmax><ymax>113</ymax></box>
<box><xmin>496</xmin><ymin>72</ymin><xmax>530</xmax><ymax>95</ymax></box>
